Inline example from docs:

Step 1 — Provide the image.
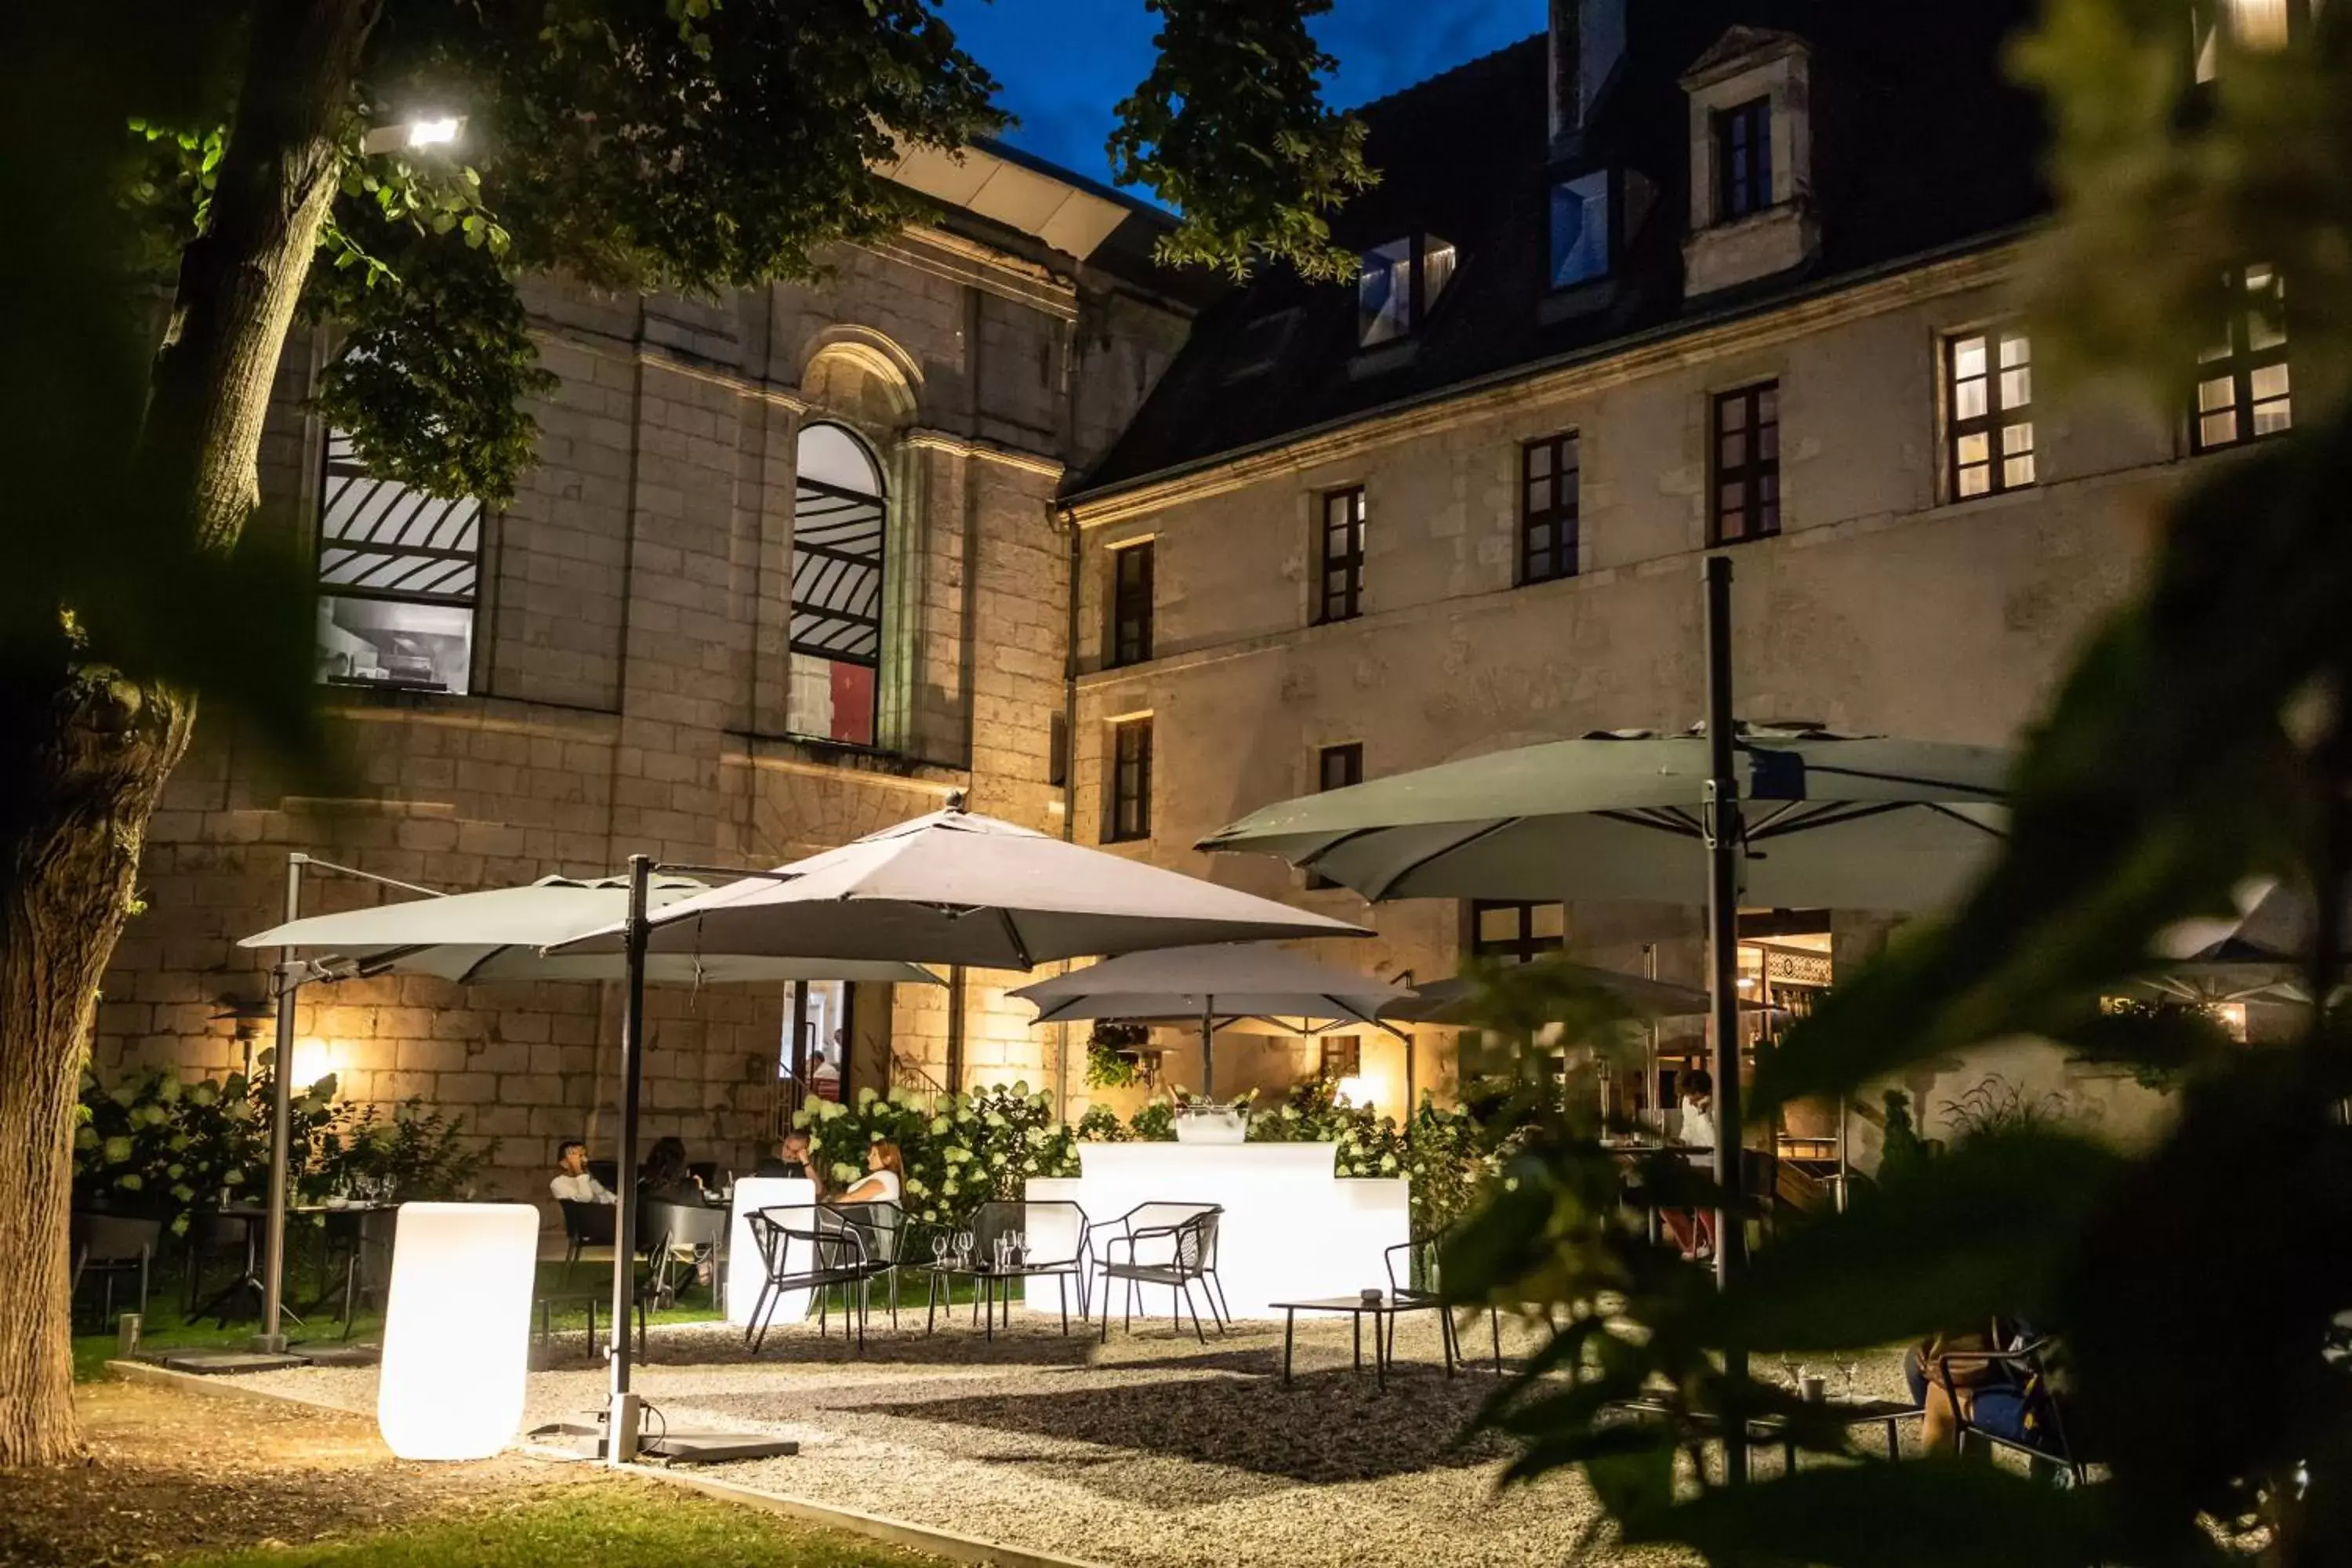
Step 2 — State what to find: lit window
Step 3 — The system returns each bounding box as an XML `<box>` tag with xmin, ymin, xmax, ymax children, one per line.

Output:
<box><xmin>1520</xmin><ymin>432</ymin><xmax>1581</xmax><ymax>584</ymax></box>
<box><xmin>1715</xmin><ymin>98</ymin><xmax>1773</xmax><ymax>223</ymax></box>
<box><xmin>1471</xmin><ymin>901</ymin><xmax>1566</xmax><ymax>965</ymax></box>
<box><xmin>1317</xmin><ymin>487</ymin><xmax>1367</xmax><ymax>623</ymax></box>
<box><xmin>2197</xmin><ymin>0</ymin><xmax>2296</xmax><ymax>79</ymax></box>
<box><xmin>1711</xmin><ymin>382</ymin><xmax>1780</xmax><ymax>544</ymax></box>
<box><xmin>1319</xmin><ymin>1035</ymin><xmax>1363</xmax><ymax>1080</ymax></box>
<box><xmin>1947</xmin><ymin>328</ymin><xmax>2036</xmax><ymax>499</ymax></box>
<box><xmin>790</xmin><ymin>422</ymin><xmax>886</xmax><ymax>746</ymax></box>
<box><xmin>1356</xmin><ymin>235</ymin><xmax>1457</xmax><ymax>347</ymax></box>
<box><xmin>315</xmin><ymin>430</ymin><xmax>481</xmax><ymax>695</ymax></box>
<box><xmin>1108</xmin><ymin>540</ymin><xmax>1153</xmax><ymax>668</ymax></box>
<box><xmin>1105</xmin><ymin>717</ymin><xmax>1153</xmax><ymax>844</ymax></box>
<box><xmin>1548</xmin><ymin>172</ymin><xmax>1611</xmax><ymax>289</ymax></box>
<box><xmin>2194</xmin><ymin>265</ymin><xmax>2292</xmax><ymax>452</ymax></box>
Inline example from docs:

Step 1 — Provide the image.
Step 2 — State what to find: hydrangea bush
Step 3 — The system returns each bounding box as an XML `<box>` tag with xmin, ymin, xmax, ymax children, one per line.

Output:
<box><xmin>796</xmin><ymin>1082</ymin><xmax>1080</xmax><ymax>1227</ymax></box>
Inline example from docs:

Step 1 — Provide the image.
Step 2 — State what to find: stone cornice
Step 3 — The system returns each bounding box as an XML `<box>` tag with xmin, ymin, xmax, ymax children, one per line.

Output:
<box><xmin>866</xmin><ymin>226</ymin><xmax>1081</xmax><ymax>323</ymax></box>
<box><xmin>1066</xmin><ymin>241</ymin><xmax>2025</xmax><ymax>529</ymax></box>
<box><xmin>902</xmin><ymin>428</ymin><xmax>1067</xmax><ymax>482</ymax></box>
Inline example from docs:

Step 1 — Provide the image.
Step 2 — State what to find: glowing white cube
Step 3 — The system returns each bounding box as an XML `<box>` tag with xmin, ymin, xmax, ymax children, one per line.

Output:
<box><xmin>376</xmin><ymin>1203</ymin><xmax>538</xmax><ymax>1461</ymax></box>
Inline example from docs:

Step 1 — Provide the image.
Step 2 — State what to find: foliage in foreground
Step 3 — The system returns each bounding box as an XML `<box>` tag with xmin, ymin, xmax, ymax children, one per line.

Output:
<box><xmin>1446</xmin><ymin>5</ymin><xmax>2352</xmax><ymax>1562</ymax></box>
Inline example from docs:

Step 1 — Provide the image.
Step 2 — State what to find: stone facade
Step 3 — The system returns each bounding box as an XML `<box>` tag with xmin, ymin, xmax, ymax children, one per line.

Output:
<box><xmin>96</xmin><ymin>212</ymin><xmax>1189</xmax><ymax>1202</ymax></box>
<box><xmin>1064</xmin><ymin>242</ymin><xmax>2198</xmax><ymax>1155</ymax></box>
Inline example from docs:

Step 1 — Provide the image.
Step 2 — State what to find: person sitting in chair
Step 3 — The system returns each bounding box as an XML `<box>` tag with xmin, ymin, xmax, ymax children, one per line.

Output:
<box><xmin>549</xmin><ymin>1139</ymin><xmax>615</xmax><ymax>1204</ymax></box>
<box><xmin>640</xmin><ymin>1135</ymin><xmax>706</xmax><ymax>1205</ymax></box>
<box><xmin>832</xmin><ymin>1139</ymin><xmax>903</xmax><ymax>1206</ymax></box>
<box><xmin>1906</xmin><ymin>1317</ymin><xmax>2042</xmax><ymax>1454</ymax></box>
<box><xmin>1661</xmin><ymin>1070</ymin><xmax>1719</xmax><ymax>1260</ymax></box>
<box><xmin>753</xmin><ymin>1128</ymin><xmax>813</xmax><ymax>1181</ymax></box>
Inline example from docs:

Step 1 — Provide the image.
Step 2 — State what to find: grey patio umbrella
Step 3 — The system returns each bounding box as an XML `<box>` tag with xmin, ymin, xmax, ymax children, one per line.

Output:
<box><xmin>231</xmin><ymin>872</ymin><xmax>938</xmax><ymax>1366</ymax></box>
<box><xmin>241</xmin><ymin>873</ymin><xmax>940</xmax><ymax>986</ymax></box>
<box><xmin>553</xmin><ymin>799</ymin><xmax>1371</xmax><ymax>1460</ymax></box>
<box><xmin>1377</xmin><ymin>965</ymin><xmax>1719</xmax><ymax>1026</ymax></box>
<box><xmin>1197</xmin><ymin>724</ymin><xmax>2010</xmax><ymax>912</ymax></box>
<box><xmin>1007</xmin><ymin>942</ymin><xmax>1410</xmax><ymax>1098</ymax></box>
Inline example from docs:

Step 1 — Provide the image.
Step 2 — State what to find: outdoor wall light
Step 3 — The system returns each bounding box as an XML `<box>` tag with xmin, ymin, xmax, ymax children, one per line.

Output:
<box><xmin>289</xmin><ymin>1037</ymin><xmax>339</xmax><ymax>1087</ymax></box>
<box><xmin>361</xmin><ymin>116</ymin><xmax>465</xmax><ymax>156</ymax></box>
<box><xmin>376</xmin><ymin>1203</ymin><xmax>537</xmax><ymax>1461</ymax></box>
<box><xmin>1332</xmin><ymin>1074</ymin><xmax>1367</xmax><ymax>1108</ymax></box>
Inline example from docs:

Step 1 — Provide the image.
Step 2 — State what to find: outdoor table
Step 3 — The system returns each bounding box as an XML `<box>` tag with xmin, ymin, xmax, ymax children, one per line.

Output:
<box><xmin>920</xmin><ymin>1258</ymin><xmax>1079</xmax><ymax>1338</ymax></box>
<box><xmin>1617</xmin><ymin>1396</ymin><xmax>1924</xmax><ymax>1467</ymax></box>
<box><xmin>1272</xmin><ymin>1292</ymin><xmax>1454</xmax><ymax>1392</ymax></box>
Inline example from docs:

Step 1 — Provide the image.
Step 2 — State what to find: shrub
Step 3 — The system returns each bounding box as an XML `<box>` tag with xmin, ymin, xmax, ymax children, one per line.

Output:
<box><xmin>1075</xmin><ymin>1103</ymin><xmax>1130</xmax><ymax>1142</ymax></box>
<box><xmin>1082</xmin><ymin>1021</ymin><xmax>1152</xmax><ymax>1089</ymax></box>
<box><xmin>797</xmin><ymin>1082</ymin><xmax>1079</xmax><ymax>1228</ymax></box>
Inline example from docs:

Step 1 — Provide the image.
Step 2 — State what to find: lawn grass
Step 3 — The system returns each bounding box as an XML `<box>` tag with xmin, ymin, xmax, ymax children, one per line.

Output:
<box><xmin>74</xmin><ymin>1258</ymin><xmax>725</xmax><ymax>1381</ymax></box>
<box><xmin>167</xmin><ymin>1483</ymin><xmax>946</xmax><ymax>1568</ymax></box>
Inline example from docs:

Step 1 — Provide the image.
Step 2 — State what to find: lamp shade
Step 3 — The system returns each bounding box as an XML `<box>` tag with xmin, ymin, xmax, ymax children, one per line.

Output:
<box><xmin>376</xmin><ymin>1203</ymin><xmax>538</xmax><ymax>1461</ymax></box>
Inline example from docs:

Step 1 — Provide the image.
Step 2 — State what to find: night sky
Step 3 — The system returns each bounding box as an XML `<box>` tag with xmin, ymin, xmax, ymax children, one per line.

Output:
<box><xmin>935</xmin><ymin>0</ymin><xmax>1543</xmax><ymax>198</ymax></box>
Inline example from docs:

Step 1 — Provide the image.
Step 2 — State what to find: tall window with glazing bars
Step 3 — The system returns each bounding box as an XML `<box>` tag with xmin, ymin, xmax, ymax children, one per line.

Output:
<box><xmin>1105</xmin><ymin>717</ymin><xmax>1153</xmax><ymax>843</ymax></box>
<box><xmin>314</xmin><ymin>430</ymin><xmax>482</xmax><ymax>695</ymax></box>
<box><xmin>1318</xmin><ymin>486</ymin><xmax>1366</xmax><ymax>623</ymax></box>
<box><xmin>1947</xmin><ymin>328</ymin><xmax>2035</xmax><ymax>499</ymax></box>
<box><xmin>2194</xmin><ymin>264</ymin><xmax>2292</xmax><ymax>453</ymax></box>
<box><xmin>1109</xmin><ymin>539</ymin><xmax>1153</xmax><ymax>667</ymax></box>
<box><xmin>1710</xmin><ymin>382</ymin><xmax>1780</xmax><ymax>544</ymax></box>
<box><xmin>1520</xmin><ymin>432</ymin><xmax>1581</xmax><ymax>584</ymax></box>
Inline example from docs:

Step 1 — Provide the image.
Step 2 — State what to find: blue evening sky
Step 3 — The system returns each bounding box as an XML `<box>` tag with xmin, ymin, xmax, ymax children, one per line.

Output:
<box><xmin>935</xmin><ymin>0</ymin><xmax>1543</xmax><ymax>198</ymax></box>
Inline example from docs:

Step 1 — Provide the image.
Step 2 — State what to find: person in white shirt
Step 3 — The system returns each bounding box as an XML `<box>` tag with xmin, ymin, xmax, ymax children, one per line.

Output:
<box><xmin>549</xmin><ymin>1139</ymin><xmax>616</xmax><ymax>1204</ymax></box>
<box><xmin>833</xmin><ymin>1139</ymin><xmax>903</xmax><ymax>1206</ymax></box>
<box><xmin>1664</xmin><ymin>1071</ymin><xmax>1719</xmax><ymax>1260</ymax></box>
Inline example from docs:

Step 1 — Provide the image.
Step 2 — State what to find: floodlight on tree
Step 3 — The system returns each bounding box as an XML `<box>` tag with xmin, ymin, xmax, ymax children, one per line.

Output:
<box><xmin>361</xmin><ymin>116</ymin><xmax>465</xmax><ymax>157</ymax></box>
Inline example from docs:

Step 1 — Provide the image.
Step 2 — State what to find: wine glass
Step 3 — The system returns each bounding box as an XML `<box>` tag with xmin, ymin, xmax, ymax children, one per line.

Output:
<box><xmin>1839</xmin><ymin>1356</ymin><xmax>1861</xmax><ymax>1403</ymax></box>
<box><xmin>931</xmin><ymin>1232</ymin><xmax>949</xmax><ymax>1267</ymax></box>
<box><xmin>1780</xmin><ymin>1353</ymin><xmax>1806</xmax><ymax>1392</ymax></box>
<box><xmin>955</xmin><ymin>1229</ymin><xmax>975</xmax><ymax>1269</ymax></box>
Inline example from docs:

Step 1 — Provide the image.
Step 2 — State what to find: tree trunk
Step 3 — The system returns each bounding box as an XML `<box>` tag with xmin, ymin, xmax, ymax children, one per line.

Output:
<box><xmin>0</xmin><ymin>0</ymin><xmax>371</xmax><ymax>1466</ymax></box>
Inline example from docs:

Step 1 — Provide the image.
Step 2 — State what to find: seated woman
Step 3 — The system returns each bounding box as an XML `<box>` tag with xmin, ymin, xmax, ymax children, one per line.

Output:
<box><xmin>831</xmin><ymin>1139</ymin><xmax>903</xmax><ymax>1207</ymax></box>
<box><xmin>1905</xmin><ymin>1317</ymin><xmax>2042</xmax><ymax>1454</ymax></box>
<box><xmin>639</xmin><ymin>1135</ymin><xmax>706</xmax><ymax>1206</ymax></box>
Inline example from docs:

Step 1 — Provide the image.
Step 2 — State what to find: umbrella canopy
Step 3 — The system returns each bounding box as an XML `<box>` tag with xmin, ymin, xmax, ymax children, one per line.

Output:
<box><xmin>1197</xmin><ymin>726</ymin><xmax>2010</xmax><ymax>911</ymax></box>
<box><xmin>557</xmin><ymin>807</ymin><xmax>1370</xmax><ymax>967</ymax></box>
<box><xmin>240</xmin><ymin>873</ymin><xmax>938</xmax><ymax>987</ymax></box>
<box><xmin>1008</xmin><ymin>943</ymin><xmax>1410</xmax><ymax>1029</ymax></box>
<box><xmin>1379</xmin><ymin>964</ymin><xmax>1723</xmax><ymax>1026</ymax></box>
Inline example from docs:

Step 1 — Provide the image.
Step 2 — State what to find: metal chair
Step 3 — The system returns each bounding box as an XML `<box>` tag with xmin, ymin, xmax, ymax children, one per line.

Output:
<box><xmin>1940</xmin><ymin>1338</ymin><xmax>2086</xmax><ymax>1486</ymax></box>
<box><xmin>1094</xmin><ymin>1202</ymin><xmax>1226</xmax><ymax>1344</ymax></box>
<box><xmin>742</xmin><ymin>1203</ymin><xmax>894</xmax><ymax>1353</ymax></box>
<box><xmin>557</xmin><ymin>1197</ymin><xmax>617</xmax><ymax>1282</ymax></box>
<box><xmin>827</xmin><ymin>1200</ymin><xmax>904</xmax><ymax>1331</ymax></box>
<box><xmin>71</xmin><ymin>1213</ymin><xmax>162</xmax><ymax>1328</ymax></box>
<box><xmin>639</xmin><ymin>1200</ymin><xmax>728</xmax><ymax>1311</ymax></box>
<box><xmin>181</xmin><ymin>1210</ymin><xmax>252</xmax><ymax>1319</ymax></box>
<box><xmin>1382</xmin><ymin>1232</ymin><xmax>1468</xmax><ymax>1373</ymax></box>
<box><xmin>948</xmin><ymin>1199</ymin><xmax>1092</xmax><ymax>1335</ymax></box>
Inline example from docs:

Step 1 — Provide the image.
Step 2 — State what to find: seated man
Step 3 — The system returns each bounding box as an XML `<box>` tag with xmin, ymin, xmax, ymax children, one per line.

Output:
<box><xmin>549</xmin><ymin>1138</ymin><xmax>615</xmax><ymax>1204</ymax></box>
<box><xmin>1906</xmin><ymin>1317</ymin><xmax>2044</xmax><ymax>1454</ymax></box>
<box><xmin>753</xmin><ymin>1128</ymin><xmax>814</xmax><ymax>1181</ymax></box>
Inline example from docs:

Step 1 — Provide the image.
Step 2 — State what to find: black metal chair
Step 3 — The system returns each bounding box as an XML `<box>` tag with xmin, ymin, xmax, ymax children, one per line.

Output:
<box><xmin>828</xmin><ymin>1200</ymin><xmax>904</xmax><ymax>1330</ymax></box>
<box><xmin>938</xmin><ymin>1199</ymin><xmax>1093</xmax><ymax>1335</ymax></box>
<box><xmin>639</xmin><ymin>1199</ymin><xmax>728</xmax><ymax>1313</ymax></box>
<box><xmin>71</xmin><ymin>1213</ymin><xmax>162</xmax><ymax>1328</ymax></box>
<box><xmin>181</xmin><ymin>1210</ymin><xmax>252</xmax><ymax>1319</ymax></box>
<box><xmin>321</xmin><ymin>1208</ymin><xmax>397</xmax><ymax>1338</ymax></box>
<box><xmin>742</xmin><ymin>1203</ymin><xmax>896</xmax><ymax>1353</ymax></box>
<box><xmin>1094</xmin><ymin>1202</ymin><xmax>1226</xmax><ymax>1344</ymax></box>
<box><xmin>557</xmin><ymin>1197</ymin><xmax>617</xmax><ymax>1283</ymax></box>
<box><xmin>1382</xmin><ymin>1232</ymin><xmax>1468</xmax><ymax>1374</ymax></box>
<box><xmin>1940</xmin><ymin>1338</ymin><xmax>2085</xmax><ymax>1486</ymax></box>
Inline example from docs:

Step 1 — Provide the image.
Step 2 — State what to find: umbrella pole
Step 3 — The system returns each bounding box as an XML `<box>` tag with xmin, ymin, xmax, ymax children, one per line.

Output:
<box><xmin>1702</xmin><ymin>554</ymin><xmax>1749</xmax><ymax>1483</ymax></box>
<box><xmin>1200</xmin><ymin>996</ymin><xmax>1214</xmax><ymax>1102</ymax></box>
<box><xmin>1836</xmin><ymin>1097</ymin><xmax>1850</xmax><ymax>1214</ymax></box>
<box><xmin>607</xmin><ymin>854</ymin><xmax>652</xmax><ymax>1465</ymax></box>
<box><xmin>256</xmin><ymin>852</ymin><xmax>306</xmax><ymax>1355</ymax></box>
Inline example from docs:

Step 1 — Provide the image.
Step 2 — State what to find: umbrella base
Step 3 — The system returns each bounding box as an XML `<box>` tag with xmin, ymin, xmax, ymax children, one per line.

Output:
<box><xmin>524</xmin><ymin>1419</ymin><xmax>800</xmax><ymax>1465</ymax></box>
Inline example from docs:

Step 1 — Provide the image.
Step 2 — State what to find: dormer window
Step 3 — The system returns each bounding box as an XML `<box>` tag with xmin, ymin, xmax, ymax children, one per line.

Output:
<box><xmin>1715</xmin><ymin>99</ymin><xmax>1772</xmax><ymax>223</ymax></box>
<box><xmin>1548</xmin><ymin>172</ymin><xmax>1611</xmax><ymax>289</ymax></box>
<box><xmin>1357</xmin><ymin>236</ymin><xmax>1457</xmax><ymax>347</ymax></box>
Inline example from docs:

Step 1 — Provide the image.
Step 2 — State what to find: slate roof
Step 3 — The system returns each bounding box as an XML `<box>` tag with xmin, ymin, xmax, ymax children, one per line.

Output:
<box><xmin>1073</xmin><ymin>0</ymin><xmax>2048</xmax><ymax>499</ymax></box>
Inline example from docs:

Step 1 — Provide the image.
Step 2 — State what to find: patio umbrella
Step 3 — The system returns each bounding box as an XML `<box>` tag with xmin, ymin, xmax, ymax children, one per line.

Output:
<box><xmin>241</xmin><ymin>873</ymin><xmax>940</xmax><ymax>986</ymax></box>
<box><xmin>1196</xmin><ymin>724</ymin><xmax>2009</xmax><ymax>911</ymax></box>
<box><xmin>1377</xmin><ymin>964</ymin><xmax>1719</xmax><ymax>1026</ymax></box>
<box><xmin>1007</xmin><ymin>942</ymin><xmax>1410</xmax><ymax>1098</ymax></box>
<box><xmin>554</xmin><ymin>799</ymin><xmax>1371</xmax><ymax>1460</ymax></box>
<box><xmin>231</xmin><ymin>872</ymin><xmax>938</xmax><ymax>1366</ymax></box>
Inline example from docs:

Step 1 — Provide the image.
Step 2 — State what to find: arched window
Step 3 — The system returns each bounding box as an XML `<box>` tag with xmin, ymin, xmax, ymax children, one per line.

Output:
<box><xmin>789</xmin><ymin>423</ymin><xmax>887</xmax><ymax>746</ymax></box>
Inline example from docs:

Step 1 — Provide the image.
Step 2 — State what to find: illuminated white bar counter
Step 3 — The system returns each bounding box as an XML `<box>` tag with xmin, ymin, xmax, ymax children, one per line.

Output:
<box><xmin>724</xmin><ymin>1176</ymin><xmax>818</xmax><ymax>1330</ymax></box>
<box><xmin>1023</xmin><ymin>1142</ymin><xmax>1408</xmax><ymax>1319</ymax></box>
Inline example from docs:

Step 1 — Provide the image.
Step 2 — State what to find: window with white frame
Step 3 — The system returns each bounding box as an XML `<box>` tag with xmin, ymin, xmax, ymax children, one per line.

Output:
<box><xmin>314</xmin><ymin>430</ymin><xmax>481</xmax><ymax>695</ymax></box>
<box><xmin>1947</xmin><ymin>328</ymin><xmax>2036</xmax><ymax>499</ymax></box>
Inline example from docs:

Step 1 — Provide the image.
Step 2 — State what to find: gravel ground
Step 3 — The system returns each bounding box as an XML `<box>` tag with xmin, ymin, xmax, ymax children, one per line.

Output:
<box><xmin>227</xmin><ymin>1311</ymin><xmax>1920</xmax><ymax>1568</ymax></box>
